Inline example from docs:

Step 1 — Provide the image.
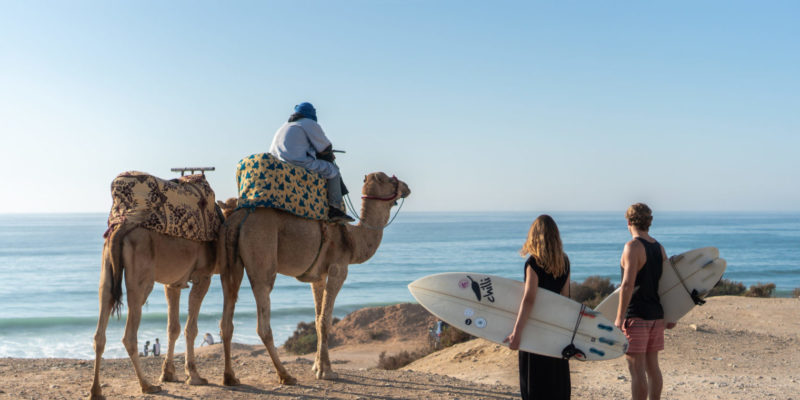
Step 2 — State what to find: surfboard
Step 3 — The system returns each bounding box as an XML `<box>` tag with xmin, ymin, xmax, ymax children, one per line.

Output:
<box><xmin>408</xmin><ymin>272</ymin><xmax>628</xmax><ymax>361</ymax></box>
<box><xmin>595</xmin><ymin>247</ymin><xmax>727</xmax><ymax>324</ymax></box>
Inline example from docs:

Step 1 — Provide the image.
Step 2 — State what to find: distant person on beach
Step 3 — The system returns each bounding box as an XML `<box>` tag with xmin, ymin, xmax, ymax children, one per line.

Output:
<box><xmin>269</xmin><ymin>102</ymin><xmax>354</xmax><ymax>223</ymax></box>
<box><xmin>503</xmin><ymin>214</ymin><xmax>571</xmax><ymax>400</ymax></box>
<box><xmin>152</xmin><ymin>338</ymin><xmax>160</xmax><ymax>357</ymax></box>
<box><xmin>142</xmin><ymin>340</ymin><xmax>150</xmax><ymax>357</ymax></box>
<box><xmin>615</xmin><ymin>203</ymin><xmax>675</xmax><ymax>400</ymax></box>
<box><xmin>201</xmin><ymin>332</ymin><xmax>215</xmax><ymax>346</ymax></box>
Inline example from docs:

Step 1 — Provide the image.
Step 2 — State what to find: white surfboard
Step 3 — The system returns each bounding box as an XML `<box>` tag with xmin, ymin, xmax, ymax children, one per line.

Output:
<box><xmin>408</xmin><ymin>272</ymin><xmax>628</xmax><ymax>361</ymax></box>
<box><xmin>595</xmin><ymin>247</ymin><xmax>727</xmax><ymax>324</ymax></box>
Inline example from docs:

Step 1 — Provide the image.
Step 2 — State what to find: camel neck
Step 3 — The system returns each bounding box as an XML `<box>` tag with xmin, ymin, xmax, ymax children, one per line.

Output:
<box><xmin>347</xmin><ymin>201</ymin><xmax>391</xmax><ymax>264</ymax></box>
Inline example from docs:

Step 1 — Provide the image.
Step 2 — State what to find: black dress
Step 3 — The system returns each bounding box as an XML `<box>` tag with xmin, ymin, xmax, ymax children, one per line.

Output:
<box><xmin>519</xmin><ymin>255</ymin><xmax>571</xmax><ymax>400</ymax></box>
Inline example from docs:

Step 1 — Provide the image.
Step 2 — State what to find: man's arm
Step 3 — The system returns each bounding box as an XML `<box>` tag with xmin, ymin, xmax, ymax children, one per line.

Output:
<box><xmin>302</xmin><ymin>120</ymin><xmax>333</xmax><ymax>154</ymax></box>
<box><xmin>316</xmin><ymin>144</ymin><xmax>335</xmax><ymax>162</ymax></box>
<box><xmin>615</xmin><ymin>240</ymin><xmax>643</xmax><ymax>329</ymax></box>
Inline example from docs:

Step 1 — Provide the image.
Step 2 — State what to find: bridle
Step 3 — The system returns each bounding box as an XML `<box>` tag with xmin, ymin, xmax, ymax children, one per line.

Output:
<box><xmin>344</xmin><ymin>175</ymin><xmax>405</xmax><ymax>229</ymax></box>
<box><xmin>361</xmin><ymin>175</ymin><xmax>400</xmax><ymax>202</ymax></box>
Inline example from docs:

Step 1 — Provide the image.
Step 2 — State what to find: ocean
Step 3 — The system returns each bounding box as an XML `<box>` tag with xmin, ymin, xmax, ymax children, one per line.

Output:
<box><xmin>1</xmin><ymin>211</ymin><xmax>798</xmax><ymax>359</ymax></box>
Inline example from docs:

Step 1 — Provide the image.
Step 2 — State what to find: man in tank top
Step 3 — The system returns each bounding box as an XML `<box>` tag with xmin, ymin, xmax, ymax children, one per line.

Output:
<box><xmin>615</xmin><ymin>203</ymin><xmax>675</xmax><ymax>400</ymax></box>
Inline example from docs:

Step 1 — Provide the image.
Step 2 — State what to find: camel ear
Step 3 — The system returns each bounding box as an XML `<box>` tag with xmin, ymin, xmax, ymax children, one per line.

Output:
<box><xmin>363</xmin><ymin>175</ymin><xmax>367</xmax><ymax>183</ymax></box>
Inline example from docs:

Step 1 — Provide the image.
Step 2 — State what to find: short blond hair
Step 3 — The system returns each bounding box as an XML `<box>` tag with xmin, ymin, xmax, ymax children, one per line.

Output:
<box><xmin>625</xmin><ymin>203</ymin><xmax>653</xmax><ymax>231</ymax></box>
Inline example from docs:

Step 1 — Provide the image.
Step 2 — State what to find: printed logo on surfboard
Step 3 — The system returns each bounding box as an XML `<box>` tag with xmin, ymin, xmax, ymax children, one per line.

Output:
<box><xmin>463</xmin><ymin>275</ymin><xmax>495</xmax><ymax>303</ymax></box>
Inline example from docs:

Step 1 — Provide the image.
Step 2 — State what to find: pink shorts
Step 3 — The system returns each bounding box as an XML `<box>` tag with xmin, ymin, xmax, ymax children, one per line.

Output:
<box><xmin>622</xmin><ymin>318</ymin><xmax>664</xmax><ymax>353</ymax></box>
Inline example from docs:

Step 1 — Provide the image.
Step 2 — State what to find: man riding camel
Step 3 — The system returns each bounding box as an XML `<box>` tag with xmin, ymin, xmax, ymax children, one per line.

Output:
<box><xmin>269</xmin><ymin>102</ymin><xmax>354</xmax><ymax>223</ymax></box>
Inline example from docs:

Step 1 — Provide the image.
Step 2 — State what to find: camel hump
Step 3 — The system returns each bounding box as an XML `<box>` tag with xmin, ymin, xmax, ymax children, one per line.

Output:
<box><xmin>107</xmin><ymin>171</ymin><xmax>222</xmax><ymax>241</ymax></box>
<box><xmin>236</xmin><ymin>153</ymin><xmax>330</xmax><ymax>220</ymax></box>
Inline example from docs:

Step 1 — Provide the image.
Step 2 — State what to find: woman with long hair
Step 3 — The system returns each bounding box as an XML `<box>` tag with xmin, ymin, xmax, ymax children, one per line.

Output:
<box><xmin>503</xmin><ymin>214</ymin><xmax>571</xmax><ymax>399</ymax></box>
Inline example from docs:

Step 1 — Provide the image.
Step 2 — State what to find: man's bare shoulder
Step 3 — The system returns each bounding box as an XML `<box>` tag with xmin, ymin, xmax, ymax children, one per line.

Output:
<box><xmin>624</xmin><ymin>238</ymin><xmax>644</xmax><ymax>250</ymax></box>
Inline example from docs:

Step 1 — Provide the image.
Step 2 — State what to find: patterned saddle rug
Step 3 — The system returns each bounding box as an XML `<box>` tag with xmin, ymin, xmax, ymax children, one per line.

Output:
<box><xmin>106</xmin><ymin>171</ymin><xmax>222</xmax><ymax>241</ymax></box>
<box><xmin>236</xmin><ymin>153</ymin><xmax>328</xmax><ymax>220</ymax></box>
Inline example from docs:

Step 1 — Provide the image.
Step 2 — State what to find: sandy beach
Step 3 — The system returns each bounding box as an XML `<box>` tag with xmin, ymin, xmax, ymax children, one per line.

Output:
<box><xmin>1</xmin><ymin>296</ymin><xmax>798</xmax><ymax>399</ymax></box>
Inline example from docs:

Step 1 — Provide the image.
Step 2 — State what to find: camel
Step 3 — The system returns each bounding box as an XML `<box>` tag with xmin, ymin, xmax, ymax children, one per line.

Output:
<box><xmin>88</xmin><ymin>200</ymin><xmax>237</xmax><ymax>400</ymax></box>
<box><xmin>218</xmin><ymin>171</ymin><xmax>410</xmax><ymax>386</ymax></box>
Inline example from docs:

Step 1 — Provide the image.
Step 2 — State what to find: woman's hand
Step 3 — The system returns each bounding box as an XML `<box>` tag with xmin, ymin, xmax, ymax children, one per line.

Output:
<box><xmin>614</xmin><ymin>317</ymin><xmax>624</xmax><ymax>330</ymax></box>
<box><xmin>503</xmin><ymin>332</ymin><xmax>520</xmax><ymax>350</ymax></box>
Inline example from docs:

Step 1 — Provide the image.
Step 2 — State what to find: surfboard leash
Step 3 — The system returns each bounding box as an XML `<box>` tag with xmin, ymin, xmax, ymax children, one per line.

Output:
<box><xmin>668</xmin><ymin>256</ymin><xmax>707</xmax><ymax>306</ymax></box>
<box><xmin>562</xmin><ymin>304</ymin><xmax>587</xmax><ymax>361</ymax></box>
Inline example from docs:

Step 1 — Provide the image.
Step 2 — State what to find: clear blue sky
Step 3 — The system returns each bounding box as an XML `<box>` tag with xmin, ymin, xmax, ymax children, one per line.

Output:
<box><xmin>1</xmin><ymin>1</ymin><xmax>798</xmax><ymax>213</ymax></box>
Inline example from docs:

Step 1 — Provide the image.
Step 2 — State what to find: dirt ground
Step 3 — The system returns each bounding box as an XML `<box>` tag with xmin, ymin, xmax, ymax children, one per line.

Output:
<box><xmin>1</xmin><ymin>297</ymin><xmax>798</xmax><ymax>399</ymax></box>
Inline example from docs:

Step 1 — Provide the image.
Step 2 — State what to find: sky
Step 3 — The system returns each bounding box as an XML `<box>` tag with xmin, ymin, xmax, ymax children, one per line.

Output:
<box><xmin>1</xmin><ymin>1</ymin><xmax>798</xmax><ymax>213</ymax></box>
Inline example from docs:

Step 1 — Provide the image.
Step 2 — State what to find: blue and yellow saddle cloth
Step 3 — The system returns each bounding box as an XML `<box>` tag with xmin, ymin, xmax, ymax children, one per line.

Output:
<box><xmin>236</xmin><ymin>153</ymin><xmax>328</xmax><ymax>220</ymax></box>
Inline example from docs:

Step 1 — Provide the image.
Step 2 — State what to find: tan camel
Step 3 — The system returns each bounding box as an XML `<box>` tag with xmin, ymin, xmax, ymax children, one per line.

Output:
<box><xmin>88</xmin><ymin>200</ymin><xmax>236</xmax><ymax>400</ymax></box>
<box><xmin>218</xmin><ymin>172</ymin><xmax>410</xmax><ymax>385</ymax></box>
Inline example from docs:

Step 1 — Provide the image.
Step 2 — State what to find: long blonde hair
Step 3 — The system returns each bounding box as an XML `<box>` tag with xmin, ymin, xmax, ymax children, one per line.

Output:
<box><xmin>520</xmin><ymin>215</ymin><xmax>566</xmax><ymax>277</ymax></box>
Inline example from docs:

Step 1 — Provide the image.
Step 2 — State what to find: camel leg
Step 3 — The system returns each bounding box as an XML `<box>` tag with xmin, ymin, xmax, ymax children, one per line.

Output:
<box><xmin>159</xmin><ymin>285</ymin><xmax>181</xmax><ymax>383</ymax></box>
<box><xmin>221</xmin><ymin>262</ymin><xmax>244</xmax><ymax>386</ymax></box>
<box><xmin>121</xmin><ymin>281</ymin><xmax>160</xmax><ymax>394</ymax></box>
<box><xmin>88</xmin><ymin>253</ymin><xmax>114</xmax><ymax>400</ymax></box>
<box><xmin>309</xmin><ymin>279</ymin><xmax>325</xmax><ymax>375</ymax></box>
<box><xmin>183</xmin><ymin>276</ymin><xmax>211</xmax><ymax>385</ymax></box>
<box><xmin>313</xmin><ymin>263</ymin><xmax>348</xmax><ymax>380</ymax></box>
<box><xmin>250</xmin><ymin>274</ymin><xmax>297</xmax><ymax>385</ymax></box>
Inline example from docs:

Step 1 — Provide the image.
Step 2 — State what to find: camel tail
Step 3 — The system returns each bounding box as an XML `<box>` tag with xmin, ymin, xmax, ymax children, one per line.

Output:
<box><xmin>107</xmin><ymin>224</ymin><xmax>134</xmax><ymax>317</ymax></box>
<box><xmin>219</xmin><ymin>209</ymin><xmax>245</xmax><ymax>303</ymax></box>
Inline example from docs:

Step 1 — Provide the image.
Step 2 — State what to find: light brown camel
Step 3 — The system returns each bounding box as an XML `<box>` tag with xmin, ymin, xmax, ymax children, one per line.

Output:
<box><xmin>218</xmin><ymin>172</ymin><xmax>410</xmax><ymax>386</ymax></box>
<box><xmin>88</xmin><ymin>200</ymin><xmax>236</xmax><ymax>400</ymax></box>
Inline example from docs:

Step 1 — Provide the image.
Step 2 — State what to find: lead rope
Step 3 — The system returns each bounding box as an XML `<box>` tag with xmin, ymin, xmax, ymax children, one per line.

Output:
<box><xmin>344</xmin><ymin>193</ymin><xmax>405</xmax><ymax>230</ymax></box>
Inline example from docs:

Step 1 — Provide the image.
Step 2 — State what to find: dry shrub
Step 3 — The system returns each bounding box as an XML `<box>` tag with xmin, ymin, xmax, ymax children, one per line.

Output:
<box><xmin>377</xmin><ymin>348</ymin><xmax>433</xmax><ymax>370</ymax></box>
<box><xmin>570</xmin><ymin>276</ymin><xmax>616</xmax><ymax>308</ymax></box>
<box><xmin>745</xmin><ymin>282</ymin><xmax>775</xmax><ymax>298</ymax></box>
<box><xmin>377</xmin><ymin>324</ymin><xmax>473</xmax><ymax>370</ymax></box>
<box><xmin>284</xmin><ymin>318</ymin><xmax>340</xmax><ymax>355</ymax></box>
<box><xmin>707</xmin><ymin>279</ymin><xmax>747</xmax><ymax>297</ymax></box>
<box><xmin>439</xmin><ymin>325</ymin><xmax>472</xmax><ymax>348</ymax></box>
<box><xmin>793</xmin><ymin>287</ymin><xmax>800</xmax><ymax>298</ymax></box>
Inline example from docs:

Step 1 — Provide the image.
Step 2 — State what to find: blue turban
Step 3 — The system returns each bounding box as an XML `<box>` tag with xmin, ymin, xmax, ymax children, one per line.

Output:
<box><xmin>294</xmin><ymin>102</ymin><xmax>317</xmax><ymax>121</ymax></box>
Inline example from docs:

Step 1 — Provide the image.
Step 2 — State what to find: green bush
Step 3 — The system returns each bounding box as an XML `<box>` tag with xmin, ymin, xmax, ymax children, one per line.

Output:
<box><xmin>570</xmin><ymin>276</ymin><xmax>616</xmax><ymax>308</ymax></box>
<box><xmin>745</xmin><ymin>282</ymin><xmax>775</xmax><ymax>298</ymax></box>
<box><xmin>707</xmin><ymin>279</ymin><xmax>747</xmax><ymax>297</ymax></box>
<box><xmin>283</xmin><ymin>318</ymin><xmax>340</xmax><ymax>355</ymax></box>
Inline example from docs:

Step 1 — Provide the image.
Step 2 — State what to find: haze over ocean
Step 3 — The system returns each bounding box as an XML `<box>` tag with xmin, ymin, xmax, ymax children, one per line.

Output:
<box><xmin>1</xmin><ymin>211</ymin><xmax>797</xmax><ymax>359</ymax></box>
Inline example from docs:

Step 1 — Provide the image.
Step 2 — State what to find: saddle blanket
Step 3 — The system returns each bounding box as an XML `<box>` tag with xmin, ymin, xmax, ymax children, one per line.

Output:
<box><xmin>106</xmin><ymin>171</ymin><xmax>222</xmax><ymax>241</ymax></box>
<box><xmin>236</xmin><ymin>153</ymin><xmax>328</xmax><ymax>220</ymax></box>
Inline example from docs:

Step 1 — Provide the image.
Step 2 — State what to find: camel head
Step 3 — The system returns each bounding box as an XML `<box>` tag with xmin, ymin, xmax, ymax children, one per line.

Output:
<box><xmin>217</xmin><ymin>197</ymin><xmax>238</xmax><ymax>218</ymax></box>
<box><xmin>362</xmin><ymin>172</ymin><xmax>411</xmax><ymax>202</ymax></box>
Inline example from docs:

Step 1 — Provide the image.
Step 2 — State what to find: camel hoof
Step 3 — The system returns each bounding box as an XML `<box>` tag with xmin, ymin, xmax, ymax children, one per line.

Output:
<box><xmin>186</xmin><ymin>376</ymin><xmax>208</xmax><ymax>386</ymax></box>
<box><xmin>223</xmin><ymin>373</ymin><xmax>240</xmax><ymax>386</ymax></box>
<box><xmin>317</xmin><ymin>369</ymin><xmax>338</xmax><ymax>380</ymax></box>
<box><xmin>160</xmin><ymin>371</ymin><xmax>178</xmax><ymax>383</ymax></box>
<box><xmin>87</xmin><ymin>393</ymin><xmax>105</xmax><ymax>400</ymax></box>
<box><xmin>141</xmin><ymin>384</ymin><xmax>161</xmax><ymax>394</ymax></box>
<box><xmin>279</xmin><ymin>375</ymin><xmax>298</xmax><ymax>385</ymax></box>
